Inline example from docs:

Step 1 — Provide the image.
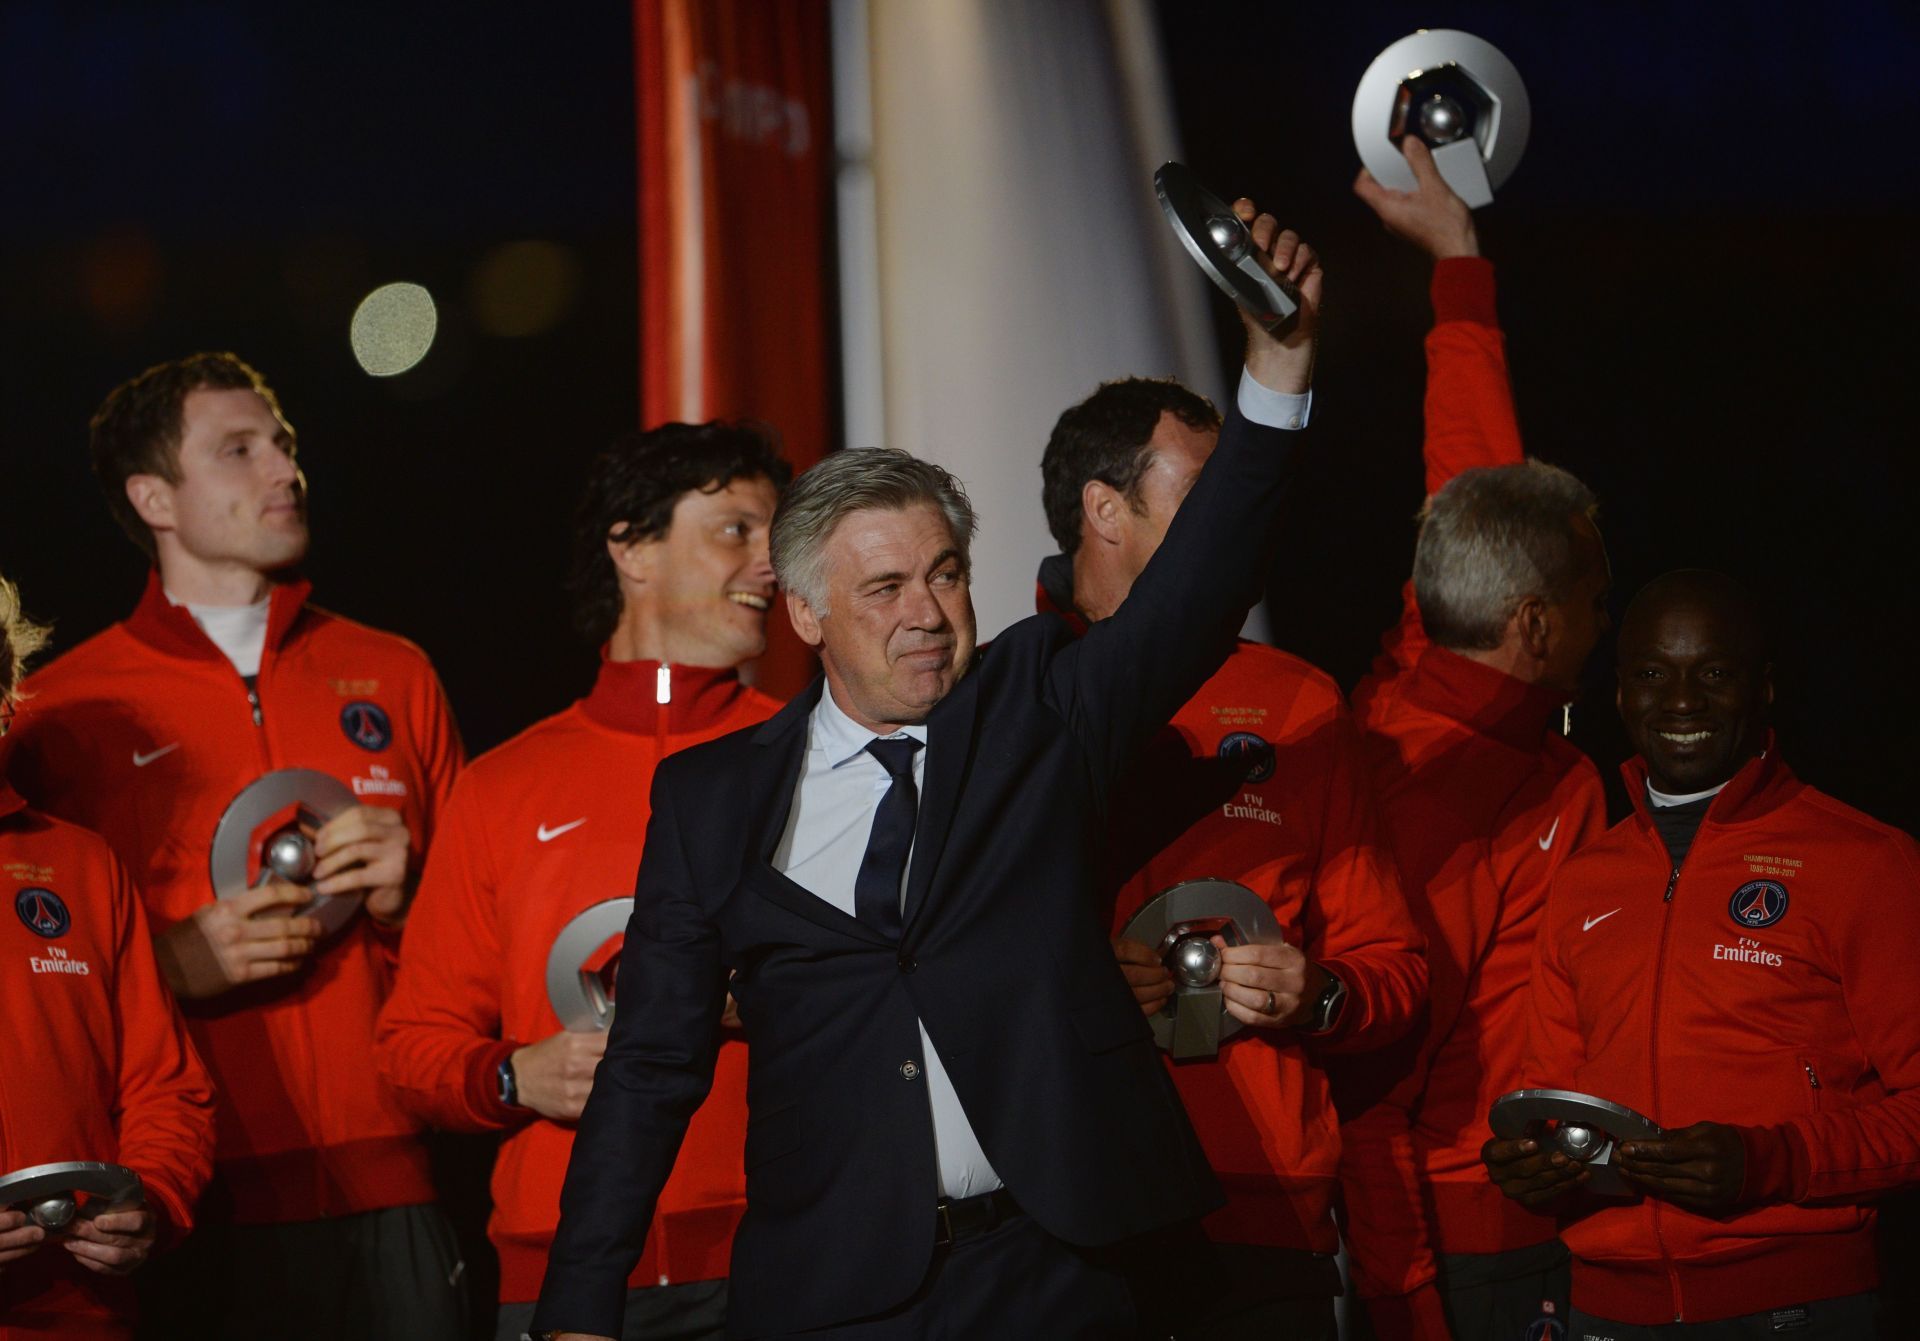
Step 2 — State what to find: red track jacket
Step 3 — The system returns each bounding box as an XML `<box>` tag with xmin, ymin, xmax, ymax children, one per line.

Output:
<box><xmin>0</xmin><ymin>785</ymin><xmax>215</xmax><ymax>1340</ymax></box>
<box><xmin>1525</xmin><ymin>747</ymin><xmax>1920</xmax><ymax>1324</ymax></box>
<box><xmin>5</xmin><ymin>573</ymin><xmax>463</xmax><ymax>1224</ymax></box>
<box><xmin>1333</xmin><ymin>258</ymin><xmax>1609</xmax><ymax>1335</ymax></box>
<box><xmin>375</xmin><ymin>659</ymin><xmax>780</xmax><ymax>1304</ymax></box>
<box><xmin>1036</xmin><ymin>573</ymin><xmax>1427</xmax><ymax>1255</ymax></box>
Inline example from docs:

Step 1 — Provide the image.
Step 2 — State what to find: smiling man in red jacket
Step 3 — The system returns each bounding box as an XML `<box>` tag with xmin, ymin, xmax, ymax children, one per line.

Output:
<box><xmin>0</xmin><ymin>572</ymin><xmax>216</xmax><ymax>1341</ymax></box>
<box><xmin>1038</xmin><ymin>370</ymin><xmax>1428</xmax><ymax>1338</ymax></box>
<box><xmin>376</xmin><ymin>422</ymin><xmax>791</xmax><ymax>1341</ymax></box>
<box><xmin>1483</xmin><ymin>570</ymin><xmax>1920</xmax><ymax>1338</ymax></box>
<box><xmin>4</xmin><ymin>353</ymin><xmax>466</xmax><ymax>1341</ymax></box>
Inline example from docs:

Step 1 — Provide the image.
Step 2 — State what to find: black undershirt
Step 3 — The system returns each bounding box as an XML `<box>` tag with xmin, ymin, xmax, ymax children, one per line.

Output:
<box><xmin>1648</xmin><ymin>791</ymin><xmax>1715</xmax><ymax>868</ymax></box>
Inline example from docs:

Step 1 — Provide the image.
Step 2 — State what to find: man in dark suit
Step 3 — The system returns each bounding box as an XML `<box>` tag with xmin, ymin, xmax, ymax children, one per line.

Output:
<box><xmin>533</xmin><ymin>204</ymin><xmax>1322</xmax><ymax>1341</ymax></box>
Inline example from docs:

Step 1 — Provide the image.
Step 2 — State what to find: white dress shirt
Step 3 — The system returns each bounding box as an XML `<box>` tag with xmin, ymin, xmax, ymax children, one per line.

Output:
<box><xmin>772</xmin><ymin>684</ymin><xmax>1002</xmax><ymax>1199</ymax></box>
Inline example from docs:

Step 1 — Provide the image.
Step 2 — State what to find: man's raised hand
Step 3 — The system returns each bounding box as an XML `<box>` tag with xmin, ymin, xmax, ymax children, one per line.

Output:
<box><xmin>1230</xmin><ymin>201</ymin><xmax>1322</xmax><ymax>396</ymax></box>
<box><xmin>1353</xmin><ymin>136</ymin><xmax>1479</xmax><ymax>261</ymax></box>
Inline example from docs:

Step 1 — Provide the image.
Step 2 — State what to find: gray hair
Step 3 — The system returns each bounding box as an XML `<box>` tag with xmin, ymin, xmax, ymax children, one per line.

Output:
<box><xmin>1413</xmin><ymin>460</ymin><xmax>1600</xmax><ymax>651</ymax></box>
<box><xmin>770</xmin><ymin>448</ymin><xmax>978</xmax><ymax>613</ymax></box>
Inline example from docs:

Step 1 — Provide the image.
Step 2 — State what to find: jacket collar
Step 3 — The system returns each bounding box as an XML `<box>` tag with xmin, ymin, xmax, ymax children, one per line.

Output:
<box><xmin>578</xmin><ymin>654</ymin><xmax>755</xmax><ymax>736</ymax></box>
<box><xmin>1622</xmin><ymin>732</ymin><xmax>1799</xmax><ymax>831</ymax></box>
<box><xmin>1401</xmin><ymin>644</ymin><xmax>1568</xmax><ymax>753</ymax></box>
<box><xmin>1034</xmin><ymin>554</ymin><xmax>1090</xmax><ymax>636</ymax></box>
<box><xmin>744</xmin><ymin>666</ymin><xmax>980</xmax><ymax>938</ymax></box>
<box><xmin>122</xmin><ymin>569</ymin><xmax>312</xmax><ymax>663</ymax></box>
<box><xmin>0</xmin><ymin>781</ymin><xmax>27</xmax><ymax>823</ymax></box>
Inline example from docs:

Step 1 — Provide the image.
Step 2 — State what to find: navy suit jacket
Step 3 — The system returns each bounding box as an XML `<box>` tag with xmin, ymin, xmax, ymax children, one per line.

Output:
<box><xmin>534</xmin><ymin>404</ymin><xmax>1300</xmax><ymax>1338</ymax></box>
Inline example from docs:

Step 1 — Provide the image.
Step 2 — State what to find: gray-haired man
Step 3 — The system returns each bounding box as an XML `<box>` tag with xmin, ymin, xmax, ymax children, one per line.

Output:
<box><xmin>1332</xmin><ymin>135</ymin><xmax>1614</xmax><ymax>1339</ymax></box>
<box><xmin>533</xmin><ymin>206</ymin><xmax>1321</xmax><ymax>1340</ymax></box>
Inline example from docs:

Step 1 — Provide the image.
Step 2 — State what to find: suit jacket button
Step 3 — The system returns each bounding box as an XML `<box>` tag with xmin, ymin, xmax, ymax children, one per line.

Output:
<box><xmin>900</xmin><ymin>1060</ymin><xmax>921</xmax><ymax>1080</ymax></box>
<box><xmin>897</xmin><ymin>953</ymin><xmax>916</xmax><ymax>973</ymax></box>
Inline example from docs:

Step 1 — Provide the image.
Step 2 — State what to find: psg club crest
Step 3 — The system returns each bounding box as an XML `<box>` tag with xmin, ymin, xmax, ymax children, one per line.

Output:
<box><xmin>1729</xmin><ymin>879</ymin><xmax>1789</xmax><ymax>929</ymax></box>
<box><xmin>15</xmin><ymin>887</ymin><xmax>71</xmax><ymax>938</ymax></box>
<box><xmin>1216</xmin><ymin>732</ymin><xmax>1276</xmax><ymax>785</ymax></box>
<box><xmin>339</xmin><ymin>701</ymin><xmax>393</xmax><ymax>752</ymax></box>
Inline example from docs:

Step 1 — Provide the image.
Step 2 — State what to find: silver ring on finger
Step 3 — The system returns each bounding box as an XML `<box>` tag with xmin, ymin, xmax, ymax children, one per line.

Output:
<box><xmin>1264</xmin><ymin>990</ymin><xmax>1277</xmax><ymax>1015</ymax></box>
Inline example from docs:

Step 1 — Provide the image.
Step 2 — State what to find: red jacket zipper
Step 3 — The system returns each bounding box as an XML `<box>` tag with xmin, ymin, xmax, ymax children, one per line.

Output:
<box><xmin>656</xmin><ymin>665</ymin><xmax>673</xmax><ymax>754</ymax></box>
<box><xmin>1647</xmin><ymin>839</ymin><xmax>1685</xmax><ymax>1321</ymax></box>
<box><xmin>249</xmin><ymin>651</ymin><xmax>327</xmax><ymax>1213</ymax></box>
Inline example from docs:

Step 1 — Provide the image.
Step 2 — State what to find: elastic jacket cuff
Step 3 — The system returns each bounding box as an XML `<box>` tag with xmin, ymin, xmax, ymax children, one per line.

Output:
<box><xmin>1430</xmin><ymin>256</ymin><xmax>1499</xmax><ymax>327</ymax></box>
<box><xmin>1735</xmin><ymin>1120</ymin><xmax>1810</xmax><ymax>1206</ymax></box>
<box><xmin>468</xmin><ymin>1038</ymin><xmax>533</xmax><ymax>1128</ymax></box>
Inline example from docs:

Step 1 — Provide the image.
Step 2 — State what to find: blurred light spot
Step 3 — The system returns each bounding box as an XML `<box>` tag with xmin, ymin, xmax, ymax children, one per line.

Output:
<box><xmin>80</xmin><ymin>229</ymin><xmax>162</xmax><ymax>334</ymax></box>
<box><xmin>350</xmin><ymin>282</ymin><xmax>437</xmax><ymax>376</ymax></box>
<box><xmin>469</xmin><ymin>240</ymin><xmax>580</xmax><ymax>338</ymax></box>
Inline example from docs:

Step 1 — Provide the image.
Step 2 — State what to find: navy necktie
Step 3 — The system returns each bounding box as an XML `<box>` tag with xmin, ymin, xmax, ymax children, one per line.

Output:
<box><xmin>855</xmin><ymin>737</ymin><xmax>923</xmax><ymax>938</ymax></box>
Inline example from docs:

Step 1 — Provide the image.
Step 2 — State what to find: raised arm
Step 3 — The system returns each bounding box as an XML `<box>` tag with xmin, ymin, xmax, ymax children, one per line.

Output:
<box><xmin>1050</xmin><ymin>208</ymin><xmax>1321</xmax><ymax>786</ymax></box>
<box><xmin>1353</xmin><ymin>136</ymin><xmax>1525</xmax><ymax>701</ymax></box>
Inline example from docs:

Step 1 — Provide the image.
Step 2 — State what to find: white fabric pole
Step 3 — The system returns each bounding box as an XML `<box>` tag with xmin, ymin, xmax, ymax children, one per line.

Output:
<box><xmin>862</xmin><ymin>0</ymin><xmax>1226</xmax><ymax>639</ymax></box>
<box><xmin>831</xmin><ymin>0</ymin><xmax>886</xmax><ymax>460</ymax></box>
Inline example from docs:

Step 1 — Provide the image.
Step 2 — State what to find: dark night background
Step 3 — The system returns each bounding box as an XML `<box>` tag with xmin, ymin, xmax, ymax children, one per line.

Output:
<box><xmin>5</xmin><ymin>3</ymin><xmax>1916</xmax><ymax>833</ymax></box>
<box><xmin>1</xmin><ymin>3</ymin><xmax>1916</xmax><ymax>1326</ymax></box>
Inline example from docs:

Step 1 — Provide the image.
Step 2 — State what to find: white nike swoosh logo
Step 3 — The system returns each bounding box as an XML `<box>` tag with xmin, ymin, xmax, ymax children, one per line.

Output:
<box><xmin>132</xmin><ymin>743</ymin><xmax>180</xmax><ymax>767</ymax></box>
<box><xmin>1538</xmin><ymin>816</ymin><xmax>1561</xmax><ymax>851</ymax></box>
<box><xmin>1583</xmin><ymin>908</ymin><xmax>1622</xmax><ymax>932</ymax></box>
<box><xmin>537</xmin><ymin>818</ymin><xmax>587</xmax><ymax>843</ymax></box>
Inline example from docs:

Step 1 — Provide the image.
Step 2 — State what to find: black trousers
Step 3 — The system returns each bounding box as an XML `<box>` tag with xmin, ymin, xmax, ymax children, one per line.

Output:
<box><xmin>768</xmin><ymin>1210</ymin><xmax>1137</xmax><ymax>1340</ymax></box>
<box><xmin>1568</xmin><ymin>1292</ymin><xmax>1880</xmax><ymax>1340</ymax></box>
<box><xmin>495</xmin><ymin>1277</ymin><xmax>727</xmax><ymax>1341</ymax></box>
<box><xmin>1129</xmin><ymin>1237</ymin><xmax>1340</xmax><ymax>1340</ymax></box>
<box><xmin>135</xmin><ymin>1202</ymin><xmax>466</xmax><ymax>1341</ymax></box>
<box><xmin>1347</xmin><ymin>1238</ymin><xmax>1569</xmax><ymax>1341</ymax></box>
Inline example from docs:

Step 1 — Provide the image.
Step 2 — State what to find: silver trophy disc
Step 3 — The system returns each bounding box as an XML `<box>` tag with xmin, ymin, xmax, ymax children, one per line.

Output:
<box><xmin>546</xmin><ymin>898</ymin><xmax>634</xmax><ymax>1032</ymax></box>
<box><xmin>210</xmin><ymin>768</ymin><xmax>360</xmax><ymax>936</ymax></box>
<box><xmin>0</xmin><ymin>1161</ymin><xmax>144</xmax><ymax>1231</ymax></box>
<box><xmin>1489</xmin><ymin>1088</ymin><xmax>1663</xmax><ymax>1196</ymax></box>
<box><xmin>1154</xmin><ymin>162</ymin><xmax>1301</xmax><ymax>335</ymax></box>
<box><xmin>1118</xmin><ymin>878</ymin><xmax>1284</xmax><ymax>1060</ymax></box>
<box><xmin>1351</xmin><ymin>30</ymin><xmax>1530</xmax><ymax>209</ymax></box>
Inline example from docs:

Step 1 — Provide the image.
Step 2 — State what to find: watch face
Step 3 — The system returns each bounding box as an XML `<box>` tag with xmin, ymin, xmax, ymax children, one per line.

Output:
<box><xmin>1313</xmin><ymin>977</ymin><xmax>1347</xmax><ymax>1032</ymax></box>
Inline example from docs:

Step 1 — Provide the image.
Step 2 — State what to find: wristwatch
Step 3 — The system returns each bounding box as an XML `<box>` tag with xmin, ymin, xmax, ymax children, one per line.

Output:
<box><xmin>1304</xmin><ymin>970</ymin><xmax>1347</xmax><ymax>1036</ymax></box>
<box><xmin>496</xmin><ymin>1055</ymin><xmax>523</xmax><ymax>1108</ymax></box>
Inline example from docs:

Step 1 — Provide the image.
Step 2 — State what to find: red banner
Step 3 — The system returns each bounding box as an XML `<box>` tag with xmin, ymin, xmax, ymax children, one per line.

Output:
<box><xmin>636</xmin><ymin>0</ymin><xmax>833</xmax><ymax>697</ymax></box>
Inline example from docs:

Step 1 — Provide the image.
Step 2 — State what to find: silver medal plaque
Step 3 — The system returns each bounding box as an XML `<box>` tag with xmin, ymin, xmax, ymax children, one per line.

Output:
<box><xmin>210</xmin><ymin>768</ymin><xmax>360</xmax><ymax>935</ymax></box>
<box><xmin>1118</xmin><ymin>878</ymin><xmax>1284</xmax><ymax>1060</ymax></box>
<box><xmin>0</xmin><ymin>1161</ymin><xmax>144</xmax><ymax>1231</ymax></box>
<box><xmin>546</xmin><ymin>898</ymin><xmax>633</xmax><ymax>1032</ymax></box>
<box><xmin>1489</xmin><ymin>1087</ymin><xmax>1663</xmax><ymax>1196</ymax></box>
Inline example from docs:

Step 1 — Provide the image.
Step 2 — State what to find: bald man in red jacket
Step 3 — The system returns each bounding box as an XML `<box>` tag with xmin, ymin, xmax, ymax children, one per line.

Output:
<box><xmin>1486</xmin><ymin>571</ymin><xmax>1920</xmax><ymax>1337</ymax></box>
